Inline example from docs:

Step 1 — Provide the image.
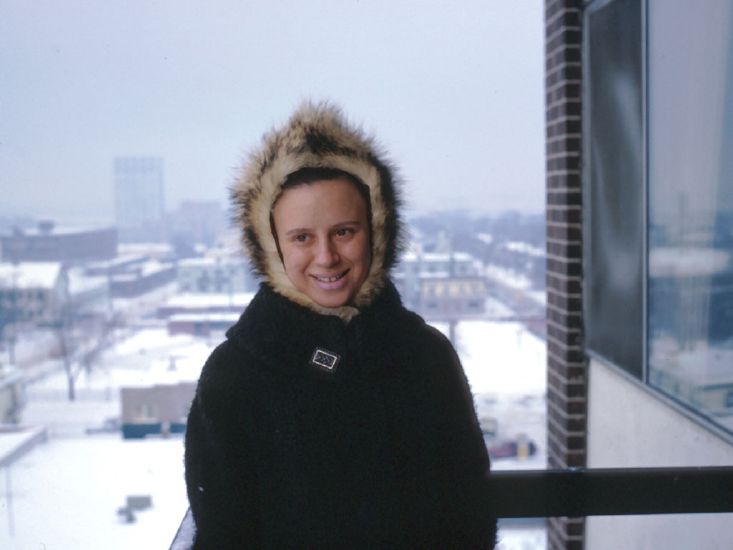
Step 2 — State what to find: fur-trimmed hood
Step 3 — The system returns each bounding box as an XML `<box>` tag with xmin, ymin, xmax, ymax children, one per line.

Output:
<box><xmin>231</xmin><ymin>101</ymin><xmax>403</xmax><ymax>320</ymax></box>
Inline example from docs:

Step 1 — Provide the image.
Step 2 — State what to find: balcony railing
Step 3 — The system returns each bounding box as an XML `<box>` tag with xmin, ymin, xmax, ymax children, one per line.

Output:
<box><xmin>486</xmin><ymin>466</ymin><xmax>733</xmax><ymax>517</ymax></box>
<box><xmin>170</xmin><ymin>466</ymin><xmax>733</xmax><ymax>549</ymax></box>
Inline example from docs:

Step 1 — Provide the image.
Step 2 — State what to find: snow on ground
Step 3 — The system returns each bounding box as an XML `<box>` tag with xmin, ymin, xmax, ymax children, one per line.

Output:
<box><xmin>431</xmin><ymin>320</ymin><xmax>546</xmax><ymax>395</ymax></box>
<box><xmin>21</xmin><ymin>328</ymin><xmax>214</xmax><ymax>440</ymax></box>
<box><xmin>2</xmin><ymin>328</ymin><xmax>58</xmax><ymax>369</ymax></box>
<box><xmin>0</xmin><ymin>435</ymin><xmax>187</xmax><ymax>550</ymax></box>
<box><xmin>497</xmin><ymin>526</ymin><xmax>547</xmax><ymax>550</ymax></box>
<box><xmin>0</xmin><ymin>327</ymin><xmax>215</xmax><ymax>549</ymax></box>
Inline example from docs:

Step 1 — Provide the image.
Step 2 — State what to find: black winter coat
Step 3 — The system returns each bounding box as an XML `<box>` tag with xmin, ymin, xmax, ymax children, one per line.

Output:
<box><xmin>185</xmin><ymin>282</ymin><xmax>496</xmax><ymax>549</ymax></box>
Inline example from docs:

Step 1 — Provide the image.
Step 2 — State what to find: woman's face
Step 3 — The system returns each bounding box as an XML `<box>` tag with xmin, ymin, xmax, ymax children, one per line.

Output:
<box><xmin>272</xmin><ymin>177</ymin><xmax>371</xmax><ymax>308</ymax></box>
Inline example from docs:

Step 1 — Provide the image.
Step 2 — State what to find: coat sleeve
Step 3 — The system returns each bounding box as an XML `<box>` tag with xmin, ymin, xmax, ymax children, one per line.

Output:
<box><xmin>426</xmin><ymin>325</ymin><xmax>498</xmax><ymax>549</ymax></box>
<box><xmin>184</xmin><ymin>347</ymin><xmax>259</xmax><ymax>549</ymax></box>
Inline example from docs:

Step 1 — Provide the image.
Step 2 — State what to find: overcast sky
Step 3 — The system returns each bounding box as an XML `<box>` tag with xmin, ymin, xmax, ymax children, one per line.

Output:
<box><xmin>0</xmin><ymin>0</ymin><xmax>544</xmax><ymax>225</ymax></box>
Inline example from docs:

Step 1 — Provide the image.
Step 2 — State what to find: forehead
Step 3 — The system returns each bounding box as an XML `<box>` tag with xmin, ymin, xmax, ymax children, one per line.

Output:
<box><xmin>273</xmin><ymin>178</ymin><xmax>368</xmax><ymax>222</ymax></box>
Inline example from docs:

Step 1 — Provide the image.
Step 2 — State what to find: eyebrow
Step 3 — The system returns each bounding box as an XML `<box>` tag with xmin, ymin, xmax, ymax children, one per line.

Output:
<box><xmin>283</xmin><ymin>220</ymin><xmax>362</xmax><ymax>237</ymax></box>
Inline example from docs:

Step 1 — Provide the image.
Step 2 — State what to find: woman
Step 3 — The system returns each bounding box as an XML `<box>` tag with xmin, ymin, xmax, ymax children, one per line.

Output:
<box><xmin>184</xmin><ymin>102</ymin><xmax>497</xmax><ymax>549</ymax></box>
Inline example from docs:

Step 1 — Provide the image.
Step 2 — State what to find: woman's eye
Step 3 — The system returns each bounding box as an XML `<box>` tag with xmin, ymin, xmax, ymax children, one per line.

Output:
<box><xmin>335</xmin><ymin>228</ymin><xmax>354</xmax><ymax>237</ymax></box>
<box><xmin>294</xmin><ymin>234</ymin><xmax>309</xmax><ymax>243</ymax></box>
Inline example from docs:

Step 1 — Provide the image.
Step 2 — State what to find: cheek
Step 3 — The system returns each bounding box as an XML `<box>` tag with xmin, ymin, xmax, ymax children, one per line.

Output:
<box><xmin>281</xmin><ymin>246</ymin><xmax>307</xmax><ymax>273</ymax></box>
<box><xmin>350</xmin><ymin>237</ymin><xmax>371</xmax><ymax>269</ymax></box>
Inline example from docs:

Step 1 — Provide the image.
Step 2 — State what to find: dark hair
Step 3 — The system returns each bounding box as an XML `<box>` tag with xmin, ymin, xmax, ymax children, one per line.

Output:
<box><xmin>270</xmin><ymin>167</ymin><xmax>373</xmax><ymax>263</ymax></box>
<box><xmin>281</xmin><ymin>167</ymin><xmax>370</xmax><ymax>206</ymax></box>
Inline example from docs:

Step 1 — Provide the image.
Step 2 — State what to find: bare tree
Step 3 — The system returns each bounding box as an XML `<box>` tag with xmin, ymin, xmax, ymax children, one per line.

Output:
<box><xmin>53</xmin><ymin>300</ymin><xmax>81</xmax><ymax>401</ymax></box>
<box><xmin>52</xmin><ymin>285</ymin><xmax>122</xmax><ymax>402</ymax></box>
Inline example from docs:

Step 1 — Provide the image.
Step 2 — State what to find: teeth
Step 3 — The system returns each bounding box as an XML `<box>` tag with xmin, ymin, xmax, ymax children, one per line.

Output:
<box><xmin>316</xmin><ymin>273</ymin><xmax>343</xmax><ymax>282</ymax></box>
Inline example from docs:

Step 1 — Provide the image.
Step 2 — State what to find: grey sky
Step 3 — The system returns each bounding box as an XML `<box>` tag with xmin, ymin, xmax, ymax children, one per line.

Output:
<box><xmin>0</xmin><ymin>0</ymin><xmax>544</xmax><ymax>224</ymax></box>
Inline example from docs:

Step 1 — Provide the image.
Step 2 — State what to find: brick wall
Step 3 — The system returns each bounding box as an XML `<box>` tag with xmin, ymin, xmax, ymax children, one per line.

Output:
<box><xmin>544</xmin><ymin>1</ymin><xmax>586</xmax><ymax>549</ymax></box>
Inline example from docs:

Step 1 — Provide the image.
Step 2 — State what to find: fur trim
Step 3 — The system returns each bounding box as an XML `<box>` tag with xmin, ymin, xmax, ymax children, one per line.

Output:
<box><xmin>231</xmin><ymin>101</ymin><xmax>403</xmax><ymax>320</ymax></box>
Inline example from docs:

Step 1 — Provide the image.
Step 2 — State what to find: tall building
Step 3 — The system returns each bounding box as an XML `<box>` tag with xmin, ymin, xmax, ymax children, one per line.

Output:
<box><xmin>546</xmin><ymin>0</ymin><xmax>733</xmax><ymax>547</ymax></box>
<box><xmin>114</xmin><ymin>157</ymin><xmax>165</xmax><ymax>243</ymax></box>
<box><xmin>167</xmin><ymin>200</ymin><xmax>227</xmax><ymax>251</ymax></box>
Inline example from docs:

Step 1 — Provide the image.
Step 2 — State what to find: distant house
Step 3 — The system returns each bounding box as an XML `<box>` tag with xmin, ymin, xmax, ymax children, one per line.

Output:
<box><xmin>176</xmin><ymin>257</ymin><xmax>254</xmax><ymax>294</ymax></box>
<box><xmin>0</xmin><ymin>365</ymin><xmax>25</xmax><ymax>424</ymax></box>
<box><xmin>120</xmin><ymin>382</ymin><xmax>196</xmax><ymax>439</ymax></box>
<box><xmin>393</xmin><ymin>251</ymin><xmax>487</xmax><ymax>318</ymax></box>
<box><xmin>157</xmin><ymin>292</ymin><xmax>254</xmax><ymax>319</ymax></box>
<box><xmin>418</xmin><ymin>277</ymin><xmax>487</xmax><ymax>318</ymax></box>
<box><xmin>0</xmin><ymin>262</ymin><xmax>68</xmax><ymax>326</ymax></box>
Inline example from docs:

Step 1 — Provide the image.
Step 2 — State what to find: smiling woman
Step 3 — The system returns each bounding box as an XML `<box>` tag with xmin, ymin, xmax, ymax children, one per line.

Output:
<box><xmin>183</xmin><ymin>102</ymin><xmax>498</xmax><ymax>548</ymax></box>
<box><xmin>272</xmin><ymin>175</ymin><xmax>371</xmax><ymax>309</ymax></box>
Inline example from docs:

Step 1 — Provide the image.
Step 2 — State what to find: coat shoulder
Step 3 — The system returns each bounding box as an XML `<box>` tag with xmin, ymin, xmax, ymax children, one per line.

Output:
<box><xmin>395</xmin><ymin>308</ymin><xmax>456</xmax><ymax>357</ymax></box>
<box><xmin>194</xmin><ymin>339</ymin><xmax>255</xmax><ymax>416</ymax></box>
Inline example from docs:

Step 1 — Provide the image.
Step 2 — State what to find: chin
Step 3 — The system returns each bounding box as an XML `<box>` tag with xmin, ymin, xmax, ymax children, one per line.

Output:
<box><xmin>308</xmin><ymin>288</ymin><xmax>354</xmax><ymax>309</ymax></box>
<box><xmin>312</xmin><ymin>295</ymin><xmax>351</xmax><ymax>308</ymax></box>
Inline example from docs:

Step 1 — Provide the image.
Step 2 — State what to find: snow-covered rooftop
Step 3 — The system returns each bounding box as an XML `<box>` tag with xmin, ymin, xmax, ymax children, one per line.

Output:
<box><xmin>178</xmin><ymin>257</ymin><xmax>245</xmax><ymax>267</ymax></box>
<box><xmin>163</xmin><ymin>292</ymin><xmax>255</xmax><ymax>309</ymax></box>
<box><xmin>484</xmin><ymin>264</ymin><xmax>532</xmax><ymax>290</ymax></box>
<box><xmin>400</xmin><ymin>251</ymin><xmax>475</xmax><ymax>263</ymax></box>
<box><xmin>66</xmin><ymin>267</ymin><xmax>108</xmax><ymax>294</ymax></box>
<box><xmin>505</xmin><ymin>241</ymin><xmax>545</xmax><ymax>258</ymax></box>
<box><xmin>169</xmin><ymin>313</ymin><xmax>240</xmax><ymax>323</ymax></box>
<box><xmin>118</xmin><ymin>243</ymin><xmax>174</xmax><ymax>256</ymax></box>
<box><xmin>0</xmin><ymin>262</ymin><xmax>62</xmax><ymax>289</ymax></box>
<box><xmin>10</xmin><ymin>225</ymin><xmax>113</xmax><ymax>236</ymax></box>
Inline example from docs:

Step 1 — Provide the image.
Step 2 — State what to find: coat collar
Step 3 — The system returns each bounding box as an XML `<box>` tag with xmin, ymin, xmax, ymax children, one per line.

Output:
<box><xmin>226</xmin><ymin>281</ymin><xmax>409</xmax><ymax>377</ymax></box>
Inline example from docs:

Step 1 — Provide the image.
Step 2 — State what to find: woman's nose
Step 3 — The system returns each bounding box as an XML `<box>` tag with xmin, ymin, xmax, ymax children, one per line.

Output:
<box><xmin>315</xmin><ymin>238</ymin><xmax>339</xmax><ymax>266</ymax></box>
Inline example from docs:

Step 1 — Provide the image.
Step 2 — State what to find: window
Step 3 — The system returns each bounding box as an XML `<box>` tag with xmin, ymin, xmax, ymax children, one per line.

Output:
<box><xmin>584</xmin><ymin>0</ymin><xmax>644</xmax><ymax>378</ymax></box>
<box><xmin>585</xmin><ymin>0</ymin><xmax>733</xmax><ymax>438</ymax></box>
<box><xmin>647</xmin><ymin>0</ymin><xmax>733</xmax><ymax>434</ymax></box>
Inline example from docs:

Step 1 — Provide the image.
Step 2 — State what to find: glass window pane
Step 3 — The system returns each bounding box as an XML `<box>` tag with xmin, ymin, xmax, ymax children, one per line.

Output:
<box><xmin>584</xmin><ymin>0</ymin><xmax>644</xmax><ymax>378</ymax></box>
<box><xmin>648</xmin><ymin>0</ymin><xmax>733</xmax><ymax>435</ymax></box>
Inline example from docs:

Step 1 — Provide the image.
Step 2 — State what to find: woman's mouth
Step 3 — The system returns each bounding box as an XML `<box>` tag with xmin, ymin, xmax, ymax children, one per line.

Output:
<box><xmin>311</xmin><ymin>270</ymin><xmax>349</xmax><ymax>290</ymax></box>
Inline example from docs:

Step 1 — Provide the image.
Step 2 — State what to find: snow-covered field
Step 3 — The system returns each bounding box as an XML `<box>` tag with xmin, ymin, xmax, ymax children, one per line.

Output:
<box><xmin>0</xmin><ymin>436</ymin><xmax>187</xmax><ymax>550</ymax></box>
<box><xmin>1</xmin><ymin>317</ymin><xmax>547</xmax><ymax>549</ymax></box>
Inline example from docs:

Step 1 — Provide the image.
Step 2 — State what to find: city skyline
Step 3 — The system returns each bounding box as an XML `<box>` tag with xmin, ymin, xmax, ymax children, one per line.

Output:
<box><xmin>0</xmin><ymin>1</ymin><xmax>544</xmax><ymax>224</ymax></box>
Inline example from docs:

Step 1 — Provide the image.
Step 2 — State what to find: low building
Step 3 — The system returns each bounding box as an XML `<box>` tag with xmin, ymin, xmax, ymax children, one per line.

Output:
<box><xmin>0</xmin><ymin>365</ymin><xmax>25</xmax><ymax>424</ymax></box>
<box><xmin>167</xmin><ymin>313</ymin><xmax>240</xmax><ymax>337</ymax></box>
<box><xmin>110</xmin><ymin>261</ymin><xmax>176</xmax><ymax>298</ymax></box>
<box><xmin>393</xmin><ymin>251</ymin><xmax>487</xmax><ymax>317</ymax></box>
<box><xmin>157</xmin><ymin>292</ymin><xmax>254</xmax><ymax>319</ymax></box>
<box><xmin>418</xmin><ymin>277</ymin><xmax>487</xmax><ymax>318</ymax></box>
<box><xmin>102</xmin><ymin>259</ymin><xmax>176</xmax><ymax>298</ymax></box>
<box><xmin>66</xmin><ymin>267</ymin><xmax>111</xmax><ymax>321</ymax></box>
<box><xmin>117</xmin><ymin>243</ymin><xmax>175</xmax><ymax>262</ymax></box>
<box><xmin>0</xmin><ymin>262</ymin><xmax>67</xmax><ymax>326</ymax></box>
<box><xmin>0</xmin><ymin>222</ymin><xmax>117</xmax><ymax>263</ymax></box>
<box><xmin>120</xmin><ymin>382</ymin><xmax>196</xmax><ymax>439</ymax></box>
<box><xmin>177</xmin><ymin>257</ymin><xmax>254</xmax><ymax>293</ymax></box>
